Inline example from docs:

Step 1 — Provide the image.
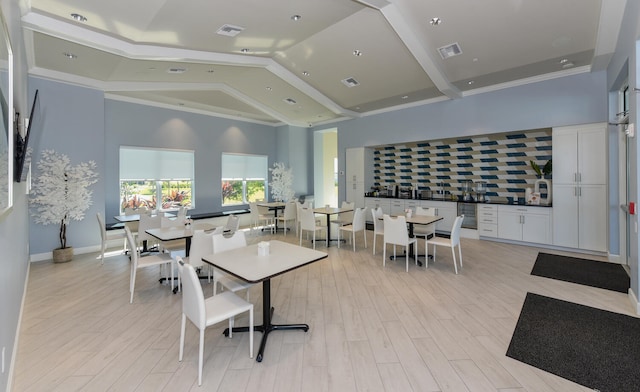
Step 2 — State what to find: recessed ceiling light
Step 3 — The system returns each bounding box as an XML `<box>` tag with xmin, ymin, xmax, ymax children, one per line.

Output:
<box><xmin>63</xmin><ymin>52</ymin><xmax>77</xmax><ymax>59</ymax></box>
<box><xmin>148</xmin><ymin>67</ymin><xmax>156</xmax><ymax>70</ymax></box>
<box><xmin>559</xmin><ymin>58</ymin><xmax>569</xmax><ymax>64</ymax></box>
<box><xmin>302</xmin><ymin>71</ymin><xmax>309</xmax><ymax>76</ymax></box>
<box><xmin>291</xmin><ymin>15</ymin><xmax>302</xmax><ymax>21</ymax></box>
<box><xmin>240</xmin><ymin>48</ymin><xmax>249</xmax><ymax>53</ymax></box>
<box><xmin>467</xmin><ymin>80</ymin><xmax>475</xmax><ymax>85</ymax></box>
<box><xmin>562</xmin><ymin>61</ymin><xmax>575</xmax><ymax>69</ymax></box>
<box><xmin>401</xmin><ymin>95</ymin><xmax>409</xmax><ymax>99</ymax></box>
<box><xmin>266</xmin><ymin>86</ymin><xmax>272</xmax><ymax>91</ymax></box>
<box><xmin>353</xmin><ymin>49</ymin><xmax>362</xmax><ymax>57</ymax></box>
<box><xmin>429</xmin><ymin>17</ymin><xmax>442</xmax><ymax>26</ymax></box>
<box><xmin>71</xmin><ymin>13</ymin><xmax>87</xmax><ymax>22</ymax></box>
<box><xmin>207</xmin><ymin>69</ymin><xmax>214</xmax><ymax>73</ymax></box>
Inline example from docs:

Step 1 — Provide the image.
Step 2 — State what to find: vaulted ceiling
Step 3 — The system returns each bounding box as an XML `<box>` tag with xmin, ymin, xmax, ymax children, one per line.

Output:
<box><xmin>20</xmin><ymin>0</ymin><xmax>625</xmax><ymax>127</ymax></box>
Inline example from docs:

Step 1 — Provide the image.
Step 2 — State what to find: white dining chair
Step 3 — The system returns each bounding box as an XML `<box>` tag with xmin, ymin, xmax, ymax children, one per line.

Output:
<box><xmin>211</xmin><ymin>231</ymin><xmax>254</xmax><ymax>300</ymax></box>
<box><xmin>96</xmin><ymin>212</ymin><xmax>126</xmax><ymax>264</ymax></box>
<box><xmin>276</xmin><ymin>201</ymin><xmax>297</xmax><ymax>236</ymax></box>
<box><xmin>338</xmin><ymin>207</ymin><xmax>367</xmax><ymax>251</ymax></box>
<box><xmin>371</xmin><ymin>207</ymin><xmax>384</xmax><ymax>255</ymax></box>
<box><xmin>428</xmin><ymin>215</ymin><xmax>465</xmax><ymax>274</ymax></box>
<box><xmin>177</xmin><ymin>259</ymin><xmax>253</xmax><ymax>386</ymax></box>
<box><xmin>249</xmin><ymin>202</ymin><xmax>274</xmax><ymax>234</ymax></box>
<box><xmin>413</xmin><ymin>206</ymin><xmax>437</xmax><ymax>256</ymax></box>
<box><xmin>125</xmin><ymin>226</ymin><xmax>175</xmax><ymax>303</ymax></box>
<box><xmin>299</xmin><ymin>207</ymin><xmax>327</xmax><ymax>249</ymax></box>
<box><xmin>383</xmin><ymin>214</ymin><xmax>417</xmax><ymax>272</ymax></box>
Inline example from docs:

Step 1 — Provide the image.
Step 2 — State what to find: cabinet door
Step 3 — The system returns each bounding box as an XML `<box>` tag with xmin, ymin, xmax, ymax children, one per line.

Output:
<box><xmin>390</xmin><ymin>199</ymin><xmax>405</xmax><ymax>215</ymax></box>
<box><xmin>437</xmin><ymin>205</ymin><xmax>457</xmax><ymax>232</ymax></box>
<box><xmin>346</xmin><ymin>181</ymin><xmax>365</xmax><ymax>208</ymax></box>
<box><xmin>497</xmin><ymin>211</ymin><xmax>523</xmax><ymax>241</ymax></box>
<box><xmin>578</xmin><ymin>126</ymin><xmax>607</xmax><ymax>185</ymax></box>
<box><xmin>345</xmin><ymin>147</ymin><xmax>365</xmax><ymax>183</ymax></box>
<box><xmin>578</xmin><ymin>185</ymin><xmax>607</xmax><ymax>251</ymax></box>
<box><xmin>522</xmin><ymin>213</ymin><xmax>550</xmax><ymax>244</ymax></box>
<box><xmin>552</xmin><ymin>129</ymin><xmax>578</xmax><ymax>184</ymax></box>
<box><xmin>552</xmin><ymin>184</ymin><xmax>579</xmax><ymax>248</ymax></box>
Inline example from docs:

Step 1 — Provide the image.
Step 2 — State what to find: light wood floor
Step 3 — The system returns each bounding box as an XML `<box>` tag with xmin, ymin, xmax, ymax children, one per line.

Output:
<box><xmin>12</xmin><ymin>229</ymin><xmax>635</xmax><ymax>392</ymax></box>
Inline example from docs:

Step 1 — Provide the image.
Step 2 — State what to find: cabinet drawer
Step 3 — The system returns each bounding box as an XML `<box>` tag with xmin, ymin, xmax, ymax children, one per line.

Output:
<box><xmin>478</xmin><ymin>224</ymin><xmax>498</xmax><ymax>237</ymax></box>
<box><xmin>478</xmin><ymin>216</ymin><xmax>497</xmax><ymax>224</ymax></box>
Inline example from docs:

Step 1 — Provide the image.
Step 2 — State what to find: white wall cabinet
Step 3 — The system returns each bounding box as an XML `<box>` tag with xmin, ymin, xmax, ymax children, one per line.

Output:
<box><xmin>497</xmin><ymin>205</ymin><xmax>552</xmax><ymax>244</ymax></box>
<box><xmin>552</xmin><ymin>123</ymin><xmax>607</xmax><ymax>251</ymax></box>
<box><xmin>345</xmin><ymin>147</ymin><xmax>372</xmax><ymax>208</ymax></box>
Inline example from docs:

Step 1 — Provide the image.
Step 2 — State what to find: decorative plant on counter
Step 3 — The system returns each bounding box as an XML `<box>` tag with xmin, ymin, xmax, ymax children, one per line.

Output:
<box><xmin>30</xmin><ymin>149</ymin><xmax>99</xmax><ymax>251</ymax></box>
<box><xmin>269</xmin><ymin>162</ymin><xmax>294</xmax><ymax>202</ymax></box>
<box><xmin>530</xmin><ymin>159</ymin><xmax>552</xmax><ymax>178</ymax></box>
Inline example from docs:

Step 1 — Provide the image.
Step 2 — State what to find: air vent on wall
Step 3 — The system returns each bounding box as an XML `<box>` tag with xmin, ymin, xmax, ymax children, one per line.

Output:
<box><xmin>437</xmin><ymin>42</ymin><xmax>462</xmax><ymax>59</ymax></box>
<box><xmin>216</xmin><ymin>24</ymin><xmax>245</xmax><ymax>37</ymax></box>
<box><xmin>341</xmin><ymin>77</ymin><xmax>360</xmax><ymax>87</ymax></box>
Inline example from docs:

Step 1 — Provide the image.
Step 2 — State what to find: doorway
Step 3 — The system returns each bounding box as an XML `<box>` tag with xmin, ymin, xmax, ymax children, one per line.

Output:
<box><xmin>313</xmin><ymin>128</ymin><xmax>337</xmax><ymax>208</ymax></box>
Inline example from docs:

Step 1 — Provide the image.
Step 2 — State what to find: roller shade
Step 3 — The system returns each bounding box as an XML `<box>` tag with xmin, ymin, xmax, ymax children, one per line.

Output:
<box><xmin>120</xmin><ymin>146</ymin><xmax>194</xmax><ymax>180</ymax></box>
<box><xmin>221</xmin><ymin>153</ymin><xmax>267</xmax><ymax>180</ymax></box>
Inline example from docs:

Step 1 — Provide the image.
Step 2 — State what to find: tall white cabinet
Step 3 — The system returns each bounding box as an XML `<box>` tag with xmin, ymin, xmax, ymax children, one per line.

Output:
<box><xmin>552</xmin><ymin>123</ymin><xmax>608</xmax><ymax>252</ymax></box>
<box><xmin>345</xmin><ymin>147</ymin><xmax>372</xmax><ymax>208</ymax></box>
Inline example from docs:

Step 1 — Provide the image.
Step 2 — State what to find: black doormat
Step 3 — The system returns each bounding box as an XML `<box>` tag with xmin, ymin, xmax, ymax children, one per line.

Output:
<box><xmin>531</xmin><ymin>253</ymin><xmax>629</xmax><ymax>293</ymax></box>
<box><xmin>506</xmin><ymin>293</ymin><xmax>640</xmax><ymax>392</ymax></box>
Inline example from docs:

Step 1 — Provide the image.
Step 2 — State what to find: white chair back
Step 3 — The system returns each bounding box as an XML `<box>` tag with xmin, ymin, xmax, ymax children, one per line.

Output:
<box><xmin>187</xmin><ymin>230</ymin><xmax>214</xmax><ymax>268</ymax></box>
<box><xmin>161</xmin><ymin>216</ymin><xmax>183</xmax><ymax>228</ymax></box>
<box><xmin>371</xmin><ymin>207</ymin><xmax>384</xmax><ymax>233</ymax></box>
<box><xmin>125</xmin><ymin>226</ymin><xmax>140</xmax><ymax>268</ymax></box>
<box><xmin>451</xmin><ymin>215</ymin><xmax>464</xmax><ymax>247</ymax></box>
<box><xmin>213</xmin><ymin>231</ymin><xmax>247</xmax><ymax>253</ymax></box>
<box><xmin>224</xmin><ymin>214</ymin><xmax>240</xmax><ymax>233</ymax></box>
<box><xmin>137</xmin><ymin>214</ymin><xmax>162</xmax><ymax>245</ymax></box>
<box><xmin>416</xmin><ymin>206</ymin><xmax>436</xmax><ymax>216</ymax></box>
<box><xmin>283</xmin><ymin>201</ymin><xmax>297</xmax><ymax>220</ymax></box>
<box><xmin>298</xmin><ymin>207</ymin><xmax>317</xmax><ymax>231</ymax></box>
<box><xmin>176</xmin><ymin>206</ymin><xmax>188</xmax><ymax>219</ymax></box>
<box><xmin>383</xmin><ymin>214</ymin><xmax>410</xmax><ymax>246</ymax></box>
<box><xmin>351</xmin><ymin>207</ymin><xmax>366</xmax><ymax>231</ymax></box>
<box><xmin>177</xmin><ymin>259</ymin><xmax>206</xmax><ymax>329</ymax></box>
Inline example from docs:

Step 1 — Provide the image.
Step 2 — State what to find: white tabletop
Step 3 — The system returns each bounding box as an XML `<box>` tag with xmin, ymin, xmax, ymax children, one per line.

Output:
<box><xmin>202</xmin><ymin>240</ymin><xmax>327</xmax><ymax>283</ymax></box>
<box><xmin>313</xmin><ymin>206</ymin><xmax>354</xmax><ymax>215</ymax></box>
<box><xmin>146</xmin><ymin>226</ymin><xmax>194</xmax><ymax>241</ymax></box>
<box><xmin>406</xmin><ymin>215</ymin><xmax>443</xmax><ymax>225</ymax></box>
<box><xmin>257</xmin><ymin>201</ymin><xmax>286</xmax><ymax>208</ymax></box>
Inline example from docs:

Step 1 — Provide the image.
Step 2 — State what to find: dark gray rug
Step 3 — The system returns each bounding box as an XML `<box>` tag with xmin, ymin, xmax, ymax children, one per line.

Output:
<box><xmin>531</xmin><ymin>253</ymin><xmax>629</xmax><ymax>293</ymax></box>
<box><xmin>507</xmin><ymin>293</ymin><xmax>640</xmax><ymax>391</ymax></box>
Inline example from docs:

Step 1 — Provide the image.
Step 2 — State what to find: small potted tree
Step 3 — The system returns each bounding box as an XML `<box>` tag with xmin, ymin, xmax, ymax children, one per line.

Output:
<box><xmin>269</xmin><ymin>162</ymin><xmax>294</xmax><ymax>202</ymax></box>
<box><xmin>30</xmin><ymin>149</ymin><xmax>99</xmax><ymax>262</ymax></box>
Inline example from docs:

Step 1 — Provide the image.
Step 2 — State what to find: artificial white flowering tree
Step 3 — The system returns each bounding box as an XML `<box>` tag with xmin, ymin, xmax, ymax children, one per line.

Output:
<box><xmin>30</xmin><ymin>149</ymin><xmax>99</xmax><ymax>250</ymax></box>
<box><xmin>269</xmin><ymin>162</ymin><xmax>295</xmax><ymax>202</ymax></box>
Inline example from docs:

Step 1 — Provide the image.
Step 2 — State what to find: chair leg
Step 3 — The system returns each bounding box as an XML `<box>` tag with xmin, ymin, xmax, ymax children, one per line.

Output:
<box><xmin>405</xmin><ymin>252</ymin><xmax>409</xmax><ymax>272</ymax></box>
<box><xmin>458</xmin><ymin>244</ymin><xmax>463</xmax><ymax>269</ymax></box>
<box><xmin>363</xmin><ymin>230</ymin><xmax>367</xmax><ymax>249</ymax></box>
<box><xmin>382</xmin><ymin>242</ymin><xmax>386</xmax><ymax>268</ymax></box>
<box><xmin>249</xmin><ymin>306</ymin><xmax>254</xmax><ymax>358</ymax></box>
<box><xmin>451</xmin><ymin>247</ymin><xmax>458</xmax><ymax>274</ymax></box>
<box><xmin>352</xmin><ymin>231</ymin><xmax>355</xmax><ymax>251</ymax></box>
<box><xmin>179</xmin><ymin>314</ymin><xmax>186</xmax><ymax>361</ymax></box>
<box><xmin>337</xmin><ymin>228</ymin><xmax>341</xmax><ymax>248</ymax></box>
<box><xmin>373</xmin><ymin>233</ymin><xmax>377</xmax><ymax>255</ymax></box>
<box><xmin>198</xmin><ymin>329</ymin><xmax>205</xmax><ymax>386</ymax></box>
<box><xmin>130</xmin><ymin>268</ymin><xmax>137</xmax><ymax>304</ymax></box>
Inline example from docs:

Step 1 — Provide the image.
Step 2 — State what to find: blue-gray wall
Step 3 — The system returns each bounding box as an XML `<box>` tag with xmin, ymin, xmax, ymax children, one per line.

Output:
<box><xmin>105</xmin><ymin>100</ymin><xmax>279</xmax><ymax>222</ymax></box>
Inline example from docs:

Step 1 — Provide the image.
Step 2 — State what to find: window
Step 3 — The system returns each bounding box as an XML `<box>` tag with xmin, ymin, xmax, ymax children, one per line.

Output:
<box><xmin>119</xmin><ymin>147</ymin><xmax>194</xmax><ymax>212</ymax></box>
<box><xmin>221</xmin><ymin>153</ymin><xmax>267</xmax><ymax>206</ymax></box>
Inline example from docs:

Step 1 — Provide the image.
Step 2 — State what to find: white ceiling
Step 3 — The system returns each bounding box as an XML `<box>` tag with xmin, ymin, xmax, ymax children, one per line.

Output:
<box><xmin>19</xmin><ymin>0</ymin><xmax>625</xmax><ymax>127</ymax></box>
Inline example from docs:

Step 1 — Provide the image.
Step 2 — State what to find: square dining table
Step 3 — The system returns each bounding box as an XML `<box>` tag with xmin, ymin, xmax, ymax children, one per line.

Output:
<box><xmin>312</xmin><ymin>206</ymin><xmax>354</xmax><ymax>245</ymax></box>
<box><xmin>202</xmin><ymin>240</ymin><xmax>327</xmax><ymax>362</ymax></box>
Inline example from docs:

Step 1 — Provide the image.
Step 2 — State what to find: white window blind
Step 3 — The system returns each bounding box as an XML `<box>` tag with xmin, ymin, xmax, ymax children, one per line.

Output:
<box><xmin>120</xmin><ymin>146</ymin><xmax>194</xmax><ymax>180</ymax></box>
<box><xmin>221</xmin><ymin>153</ymin><xmax>267</xmax><ymax>180</ymax></box>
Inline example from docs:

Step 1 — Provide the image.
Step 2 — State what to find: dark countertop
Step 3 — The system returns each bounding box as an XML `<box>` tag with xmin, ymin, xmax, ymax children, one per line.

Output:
<box><xmin>364</xmin><ymin>195</ymin><xmax>552</xmax><ymax>207</ymax></box>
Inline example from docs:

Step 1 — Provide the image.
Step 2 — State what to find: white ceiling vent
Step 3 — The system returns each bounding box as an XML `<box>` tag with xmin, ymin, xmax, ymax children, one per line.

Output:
<box><xmin>437</xmin><ymin>42</ymin><xmax>462</xmax><ymax>59</ymax></box>
<box><xmin>217</xmin><ymin>24</ymin><xmax>245</xmax><ymax>37</ymax></box>
<box><xmin>341</xmin><ymin>77</ymin><xmax>360</xmax><ymax>87</ymax></box>
<box><xmin>167</xmin><ymin>67</ymin><xmax>187</xmax><ymax>74</ymax></box>
<box><xmin>283</xmin><ymin>98</ymin><xmax>297</xmax><ymax>105</ymax></box>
